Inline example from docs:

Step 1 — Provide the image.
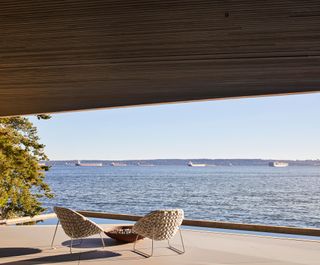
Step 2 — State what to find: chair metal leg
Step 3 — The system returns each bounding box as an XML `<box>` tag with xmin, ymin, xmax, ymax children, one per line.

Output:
<box><xmin>167</xmin><ymin>228</ymin><xmax>185</xmax><ymax>254</ymax></box>
<box><xmin>70</xmin><ymin>238</ymin><xmax>73</xmax><ymax>253</ymax></box>
<box><xmin>179</xmin><ymin>228</ymin><xmax>185</xmax><ymax>253</ymax></box>
<box><xmin>151</xmin><ymin>237</ymin><xmax>154</xmax><ymax>257</ymax></box>
<box><xmin>133</xmin><ymin>234</ymin><xmax>139</xmax><ymax>251</ymax></box>
<box><xmin>133</xmin><ymin>233</ymin><xmax>154</xmax><ymax>258</ymax></box>
<box><xmin>69</xmin><ymin>238</ymin><xmax>84</xmax><ymax>254</ymax></box>
<box><xmin>50</xmin><ymin>220</ymin><xmax>60</xmax><ymax>249</ymax></box>
<box><xmin>100</xmin><ymin>233</ymin><xmax>105</xmax><ymax>248</ymax></box>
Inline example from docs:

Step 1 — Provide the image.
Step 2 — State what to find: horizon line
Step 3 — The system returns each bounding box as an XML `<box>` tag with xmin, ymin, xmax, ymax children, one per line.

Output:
<box><xmin>47</xmin><ymin>158</ymin><xmax>320</xmax><ymax>161</ymax></box>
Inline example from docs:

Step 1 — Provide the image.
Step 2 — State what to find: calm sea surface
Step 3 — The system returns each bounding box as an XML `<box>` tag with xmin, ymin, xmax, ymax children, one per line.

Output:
<box><xmin>42</xmin><ymin>165</ymin><xmax>320</xmax><ymax>228</ymax></box>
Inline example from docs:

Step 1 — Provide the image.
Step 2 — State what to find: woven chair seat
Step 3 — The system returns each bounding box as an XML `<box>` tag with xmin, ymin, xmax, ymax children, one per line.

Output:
<box><xmin>54</xmin><ymin>206</ymin><xmax>104</xmax><ymax>239</ymax></box>
<box><xmin>133</xmin><ymin>209</ymin><xmax>184</xmax><ymax>241</ymax></box>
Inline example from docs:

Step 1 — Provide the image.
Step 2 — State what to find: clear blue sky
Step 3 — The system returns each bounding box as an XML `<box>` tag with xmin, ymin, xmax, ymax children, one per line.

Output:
<box><xmin>29</xmin><ymin>93</ymin><xmax>320</xmax><ymax>161</ymax></box>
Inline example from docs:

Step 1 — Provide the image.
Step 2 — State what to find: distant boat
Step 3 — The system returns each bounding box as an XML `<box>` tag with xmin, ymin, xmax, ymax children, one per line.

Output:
<box><xmin>269</xmin><ymin>161</ymin><xmax>288</xmax><ymax>167</ymax></box>
<box><xmin>137</xmin><ymin>162</ymin><xmax>154</xmax><ymax>167</ymax></box>
<box><xmin>75</xmin><ymin>160</ymin><xmax>103</xmax><ymax>167</ymax></box>
<box><xmin>111</xmin><ymin>162</ymin><xmax>127</xmax><ymax>167</ymax></box>
<box><xmin>188</xmin><ymin>161</ymin><xmax>206</xmax><ymax>167</ymax></box>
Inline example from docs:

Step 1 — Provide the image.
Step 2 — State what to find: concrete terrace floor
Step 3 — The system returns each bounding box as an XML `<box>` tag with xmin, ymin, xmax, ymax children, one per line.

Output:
<box><xmin>1</xmin><ymin>225</ymin><xmax>320</xmax><ymax>265</ymax></box>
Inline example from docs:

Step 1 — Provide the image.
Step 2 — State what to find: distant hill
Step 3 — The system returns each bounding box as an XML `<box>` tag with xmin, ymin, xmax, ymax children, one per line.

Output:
<box><xmin>46</xmin><ymin>159</ymin><xmax>320</xmax><ymax>166</ymax></box>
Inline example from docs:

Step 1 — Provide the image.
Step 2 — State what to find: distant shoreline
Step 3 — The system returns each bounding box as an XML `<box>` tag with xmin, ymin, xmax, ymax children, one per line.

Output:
<box><xmin>44</xmin><ymin>159</ymin><xmax>320</xmax><ymax>167</ymax></box>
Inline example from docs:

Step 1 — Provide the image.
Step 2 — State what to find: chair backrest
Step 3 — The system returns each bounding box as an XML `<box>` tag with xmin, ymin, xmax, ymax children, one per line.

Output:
<box><xmin>54</xmin><ymin>206</ymin><xmax>102</xmax><ymax>238</ymax></box>
<box><xmin>132</xmin><ymin>209</ymin><xmax>184</xmax><ymax>241</ymax></box>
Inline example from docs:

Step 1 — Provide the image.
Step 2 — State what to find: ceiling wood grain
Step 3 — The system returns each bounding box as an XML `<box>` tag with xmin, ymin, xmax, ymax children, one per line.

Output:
<box><xmin>1</xmin><ymin>0</ymin><xmax>320</xmax><ymax>116</ymax></box>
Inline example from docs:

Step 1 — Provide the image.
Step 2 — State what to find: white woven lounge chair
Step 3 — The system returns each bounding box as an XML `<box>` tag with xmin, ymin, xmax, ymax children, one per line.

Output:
<box><xmin>132</xmin><ymin>209</ymin><xmax>185</xmax><ymax>257</ymax></box>
<box><xmin>51</xmin><ymin>206</ymin><xmax>106</xmax><ymax>253</ymax></box>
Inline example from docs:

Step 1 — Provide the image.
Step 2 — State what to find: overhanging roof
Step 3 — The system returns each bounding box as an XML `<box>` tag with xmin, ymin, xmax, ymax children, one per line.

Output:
<box><xmin>1</xmin><ymin>1</ymin><xmax>320</xmax><ymax>116</ymax></box>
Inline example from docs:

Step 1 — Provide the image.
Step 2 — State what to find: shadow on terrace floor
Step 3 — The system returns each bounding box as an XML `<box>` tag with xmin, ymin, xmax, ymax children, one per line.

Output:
<box><xmin>0</xmin><ymin>250</ymin><xmax>123</xmax><ymax>265</ymax></box>
<box><xmin>0</xmin><ymin>247</ymin><xmax>41</xmax><ymax>258</ymax></box>
<box><xmin>61</xmin><ymin>237</ymin><xmax>126</xmax><ymax>249</ymax></box>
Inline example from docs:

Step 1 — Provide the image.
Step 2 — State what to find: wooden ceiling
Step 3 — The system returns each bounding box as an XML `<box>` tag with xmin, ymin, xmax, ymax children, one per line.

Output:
<box><xmin>1</xmin><ymin>1</ymin><xmax>320</xmax><ymax>116</ymax></box>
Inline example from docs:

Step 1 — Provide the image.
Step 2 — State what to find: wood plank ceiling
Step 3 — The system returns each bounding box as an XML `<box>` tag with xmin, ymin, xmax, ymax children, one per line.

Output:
<box><xmin>1</xmin><ymin>0</ymin><xmax>320</xmax><ymax>116</ymax></box>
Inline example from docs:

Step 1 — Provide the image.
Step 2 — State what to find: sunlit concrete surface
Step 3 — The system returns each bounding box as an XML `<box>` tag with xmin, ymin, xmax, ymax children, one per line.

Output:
<box><xmin>1</xmin><ymin>225</ymin><xmax>320</xmax><ymax>265</ymax></box>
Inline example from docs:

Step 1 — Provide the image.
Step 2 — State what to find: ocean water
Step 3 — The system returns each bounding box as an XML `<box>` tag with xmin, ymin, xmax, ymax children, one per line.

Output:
<box><xmin>42</xmin><ymin>165</ymin><xmax>320</xmax><ymax>228</ymax></box>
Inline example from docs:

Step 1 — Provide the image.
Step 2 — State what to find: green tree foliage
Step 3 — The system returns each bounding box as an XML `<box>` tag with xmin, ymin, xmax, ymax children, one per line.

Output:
<box><xmin>0</xmin><ymin>115</ymin><xmax>53</xmax><ymax>219</ymax></box>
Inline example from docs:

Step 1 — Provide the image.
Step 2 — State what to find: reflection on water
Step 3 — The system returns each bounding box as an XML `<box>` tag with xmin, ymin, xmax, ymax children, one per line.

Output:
<box><xmin>42</xmin><ymin>165</ymin><xmax>320</xmax><ymax>228</ymax></box>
